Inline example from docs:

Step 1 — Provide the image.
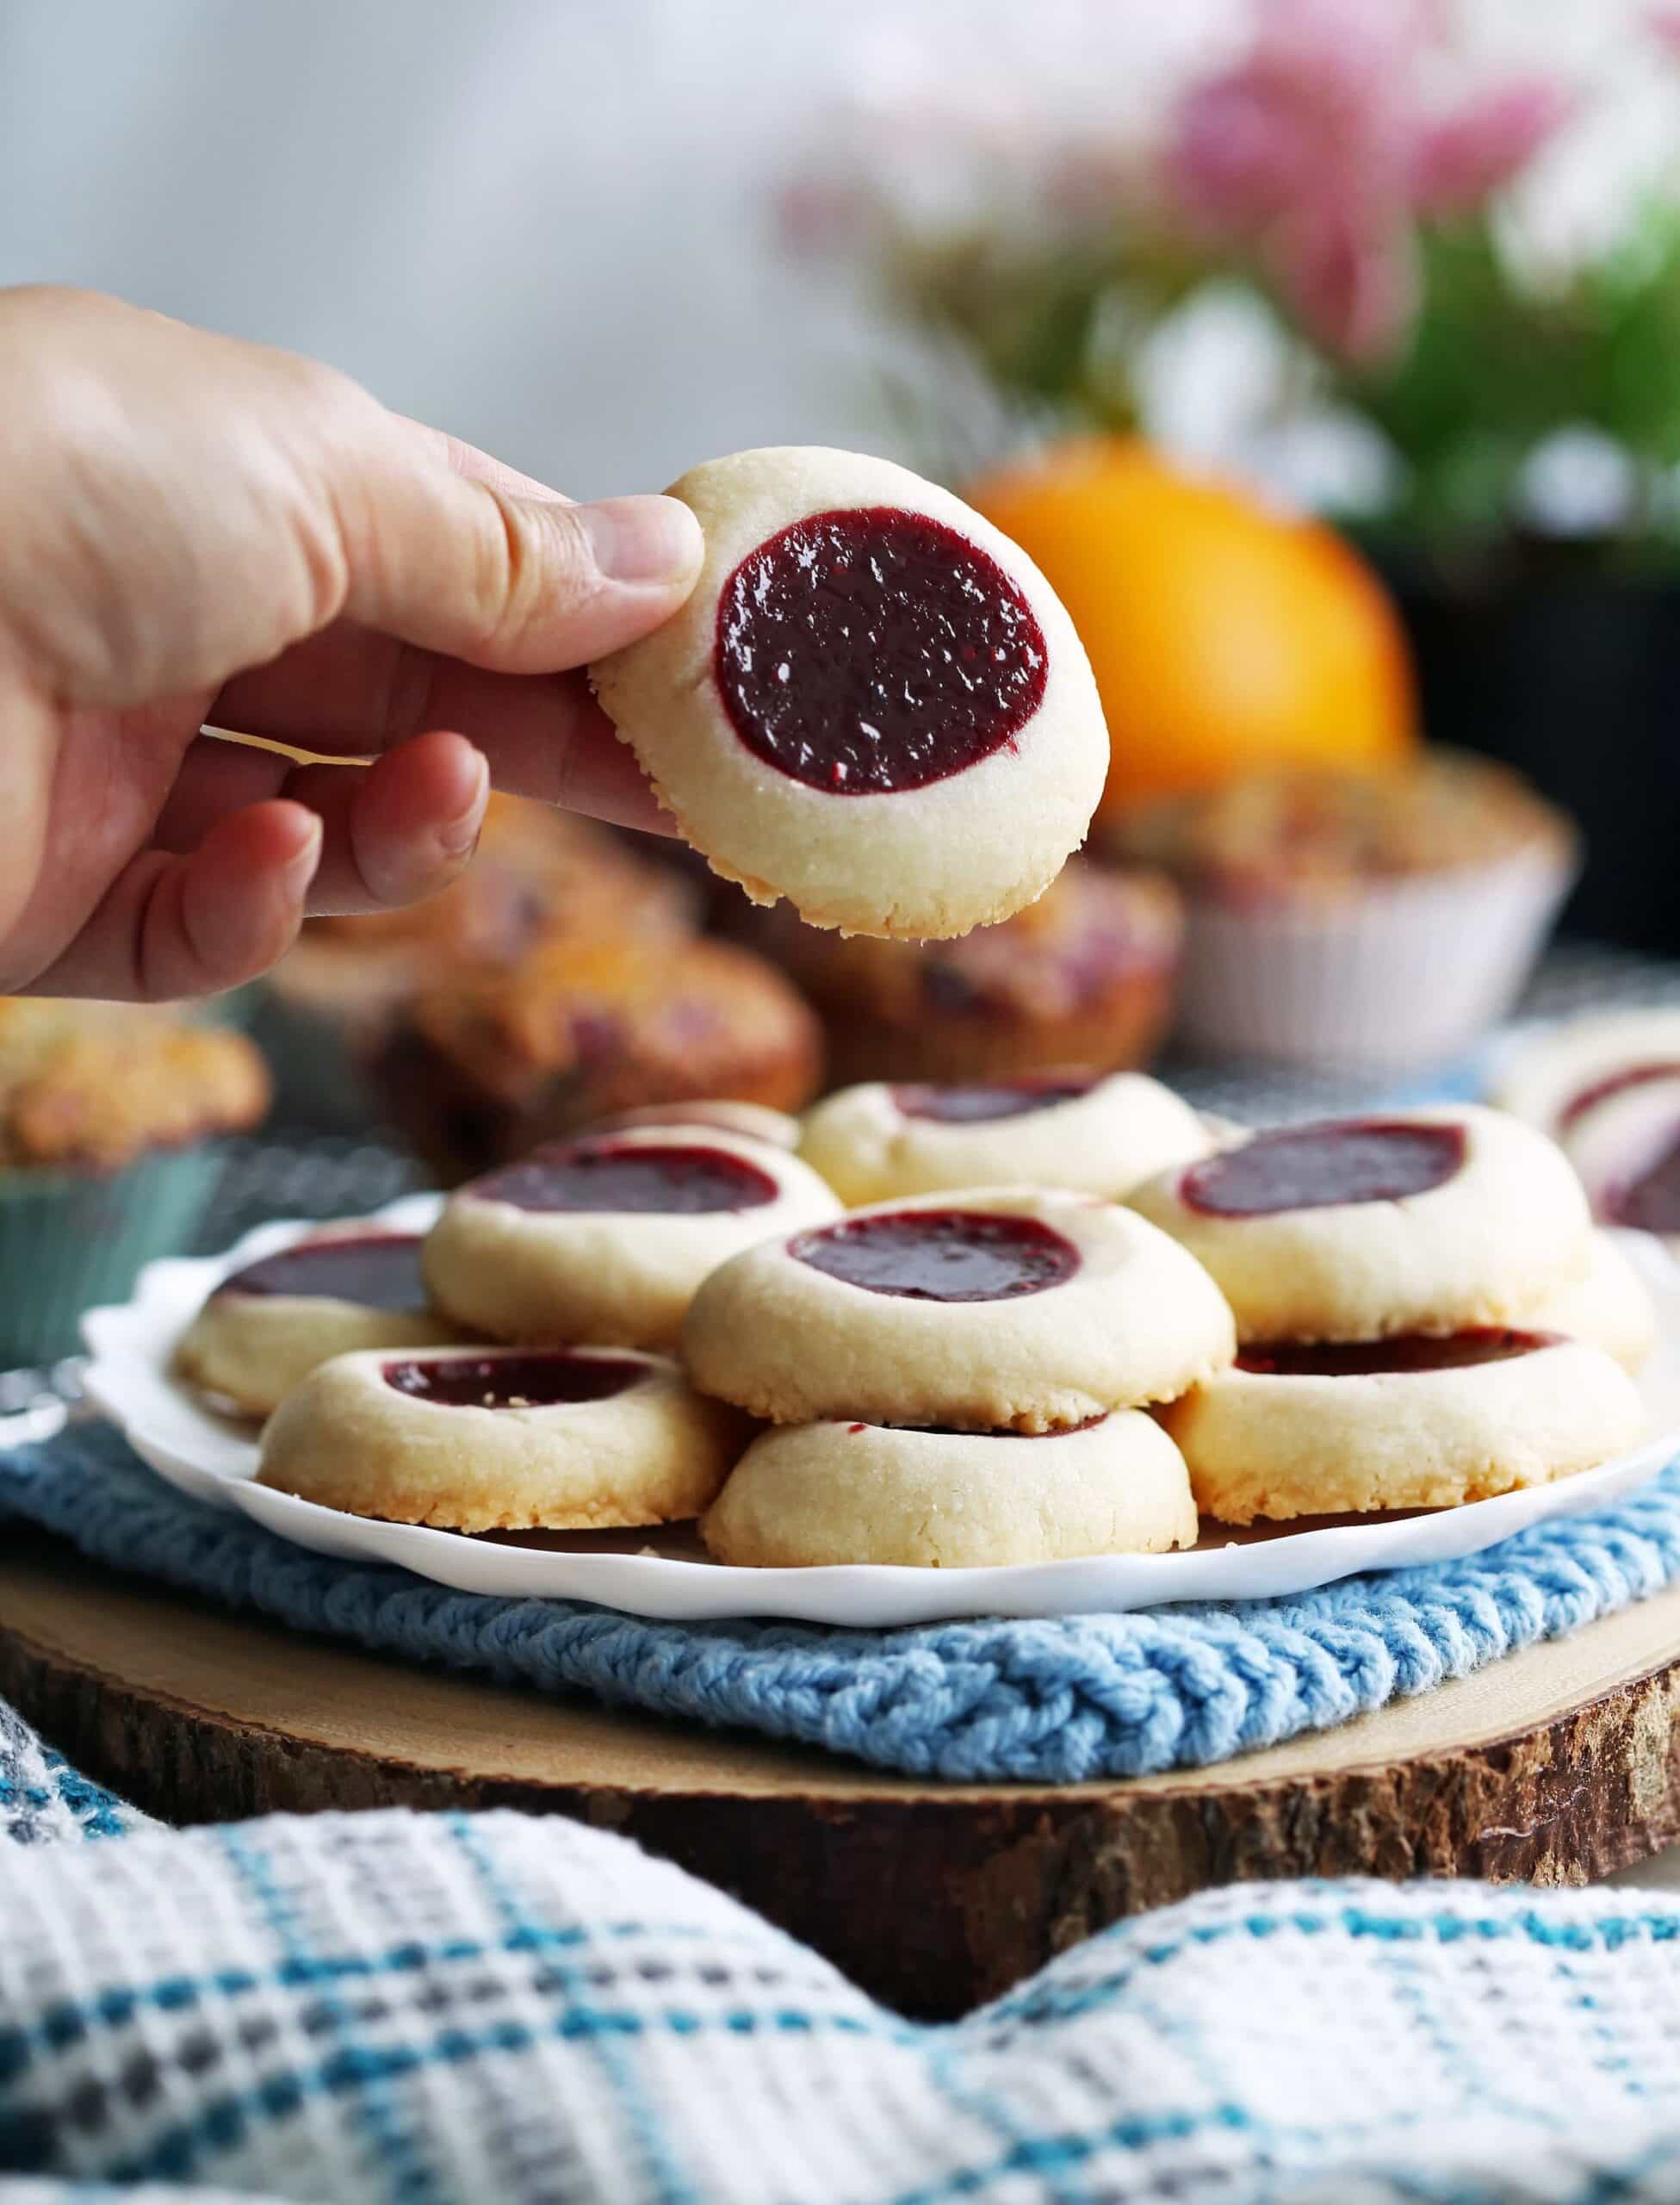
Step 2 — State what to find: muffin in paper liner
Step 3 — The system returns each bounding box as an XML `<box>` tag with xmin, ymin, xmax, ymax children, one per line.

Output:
<box><xmin>1109</xmin><ymin>753</ymin><xmax>1578</xmax><ymax>1071</ymax></box>
<box><xmin>732</xmin><ymin>859</ymin><xmax>1183</xmax><ymax>1089</ymax></box>
<box><xmin>0</xmin><ymin>997</ymin><xmax>268</xmax><ymax>1369</ymax></box>
<box><xmin>8</xmin><ymin>1144</ymin><xmax>228</xmax><ymax>1367</ymax></box>
<box><xmin>372</xmin><ymin>933</ymin><xmax>823</xmax><ymax>1186</ymax></box>
<box><xmin>254</xmin><ymin>797</ymin><xmax>702</xmax><ymax>1132</ymax></box>
<box><xmin>1174</xmin><ymin>836</ymin><xmax>1576</xmax><ymax>1069</ymax></box>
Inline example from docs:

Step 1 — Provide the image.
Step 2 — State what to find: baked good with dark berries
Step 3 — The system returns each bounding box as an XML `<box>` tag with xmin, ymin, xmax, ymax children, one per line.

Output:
<box><xmin>258</xmin><ymin>797</ymin><xmax>697</xmax><ymax>1126</ymax></box>
<box><xmin>0</xmin><ymin>997</ymin><xmax>269</xmax><ymax>1364</ymax></box>
<box><xmin>375</xmin><ymin>934</ymin><xmax>823</xmax><ymax>1184</ymax></box>
<box><xmin>744</xmin><ymin>859</ymin><xmax>1181</xmax><ymax>1090</ymax></box>
<box><xmin>1106</xmin><ymin>753</ymin><xmax>1576</xmax><ymax>1068</ymax></box>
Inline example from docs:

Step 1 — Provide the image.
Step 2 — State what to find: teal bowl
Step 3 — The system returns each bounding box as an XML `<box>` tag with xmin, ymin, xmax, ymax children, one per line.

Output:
<box><xmin>0</xmin><ymin>1144</ymin><xmax>226</xmax><ymax>1369</ymax></box>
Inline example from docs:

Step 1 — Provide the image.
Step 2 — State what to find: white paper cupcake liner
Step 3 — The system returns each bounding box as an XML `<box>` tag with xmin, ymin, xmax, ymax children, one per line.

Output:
<box><xmin>1173</xmin><ymin>838</ymin><xmax>1578</xmax><ymax>1071</ymax></box>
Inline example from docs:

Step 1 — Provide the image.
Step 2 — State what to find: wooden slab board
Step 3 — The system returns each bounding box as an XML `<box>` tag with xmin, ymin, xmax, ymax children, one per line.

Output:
<box><xmin>5</xmin><ymin>1526</ymin><xmax>1680</xmax><ymax>2016</ymax></box>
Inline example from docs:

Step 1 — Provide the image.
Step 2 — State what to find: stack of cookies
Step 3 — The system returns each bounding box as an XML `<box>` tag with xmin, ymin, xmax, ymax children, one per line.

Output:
<box><xmin>178</xmin><ymin>1076</ymin><xmax>1660</xmax><ymax>1568</ymax></box>
<box><xmin>686</xmin><ymin>1186</ymin><xmax>1234</xmax><ymax>1568</ymax></box>
<box><xmin>1127</xmin><ymin>1105</ymin><xmax>1650</xmax><ymax>1524</ymax></box>
<box><xmin>182</xmin><ymin>1121</ymin><xmax>840</xmax><ymax>1536</ymax></box>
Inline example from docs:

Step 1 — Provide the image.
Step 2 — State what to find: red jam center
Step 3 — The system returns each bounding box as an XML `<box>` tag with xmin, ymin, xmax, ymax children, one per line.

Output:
<box><xmin>1610</xmin><ymin>1134</ymin><xmax>1680</xmax><ymax>1233</ymax></box>
<box><xmin>790</xmin><ymin>1208</ymin><xmax>1078</xmax><ymax>1301</ymax></box>
<box><xmin>383</xmin><ymin>1351</ymin><xmax>646</xmax><ymax>1409</ymax></box>
<box><xmin>891</xmin><ymin>1413</ymin><xmax>1107</xmax><ymax>1437</ymax></box>
<box><xmin>1559</xmin><ymin>1061</ymin><xmax>1680</xmax><ymax>1132</ymax></box>
<box><xmin>714</xmin><ymin>506</ymin><xmax>1048</xmax><ymax>796</ymax></box>
<box><xmin>1237</xmin><ymin>1328</ymin><xmax>1556</xmax><ymax>1377</ymax></box>
<box><xmin>893</xmin><ymin>1074</ymin><xmax>1097</xmax><ymax>1125</ymax></box>
<box><xmin>472</xmin><ymin>1141</ymin><xmax>778</xmax><ymax>1215</ymax></box>
<box><xmin>1183</xmin><ymin>1120</ymin><xmax>1466</xmax><ymax>1217</ymax></box>
<box><xmin>220</xmin><ymin>1233</ymin><xmax>428</xmax><ymax>1312</ymax></box>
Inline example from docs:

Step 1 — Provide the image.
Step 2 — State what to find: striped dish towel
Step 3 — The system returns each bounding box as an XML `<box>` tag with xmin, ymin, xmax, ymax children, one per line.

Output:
<box><xmin>4</xmin><ymin>1697</ymin><xmax>1680</xmax><ymax>2203</ymax></box>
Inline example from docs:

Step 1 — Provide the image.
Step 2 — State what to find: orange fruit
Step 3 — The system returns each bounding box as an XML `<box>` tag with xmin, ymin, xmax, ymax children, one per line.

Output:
<box><xmin>967</xmin><ymin>438</ymin><xmax>1417</xmax><ymax>819</ymax></box>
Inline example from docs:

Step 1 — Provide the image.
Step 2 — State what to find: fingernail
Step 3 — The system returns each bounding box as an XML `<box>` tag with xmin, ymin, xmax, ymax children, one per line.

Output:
<box><xmin>576</xmin><ymin>494</ymin><xmax>704</xmax><ymax>587</ymax></box>
<box><xmin>438</xmin><ymin>753</ymin><xmax>490</xmax><ymax>860</ymax></box>
<box><xmin>285</xmin><ymin>817</ymin><xmax>324</xmax><ymax>891</ymax></box>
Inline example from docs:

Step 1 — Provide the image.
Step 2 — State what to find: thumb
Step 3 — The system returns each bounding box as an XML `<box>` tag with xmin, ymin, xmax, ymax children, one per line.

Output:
<box><xmin>333</xmin><ymin>423</ymin><xmax>704</xmax><ymax>675</ymax></box>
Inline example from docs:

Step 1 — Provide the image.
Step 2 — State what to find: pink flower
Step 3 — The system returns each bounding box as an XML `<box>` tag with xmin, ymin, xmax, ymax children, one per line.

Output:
<box><xmin>1169</xmin><ymin>0</ymin><xmax>1423</xmax><ymax>235</ymax></box>
<box><xmin>1165</xmin><ymin>0</ymin><xmax>1572</xmax><ymax>363</ymax></box>
<box><xmin>1276</xmin><ymin>204</ymin><xmax>1420</xmax><ymax>367</ymax></box>
<box><xmin>1409</xmin><ymin>81</ymin><xmax>1574</xmax><ymax>216</ymax></box>
<box><xmin>775</xmin><ymin>177</ymin><xmax>878</xmax><ymax>253</ymax></box>
<box><xmin>1167</xmin><ymin>0</ymin><xmax>1423</xmax><ymax>361</ymax></box>
<box><xmin>1169</xmin><ymin>71</ymin><xmax>1323</xmax><ymax>234</ymax></box>
<box><xmin>1649</xmin><ymin>6</ymin><xmax>1680</xmax><ymax>61</ymax></box>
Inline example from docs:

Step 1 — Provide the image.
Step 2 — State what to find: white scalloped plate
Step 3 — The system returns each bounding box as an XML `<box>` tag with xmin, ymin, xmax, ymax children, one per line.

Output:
<box><xmin>80</xmin><ymin>1200</ymin><xmax>1680</xmax><ymax>1624</ymax></box>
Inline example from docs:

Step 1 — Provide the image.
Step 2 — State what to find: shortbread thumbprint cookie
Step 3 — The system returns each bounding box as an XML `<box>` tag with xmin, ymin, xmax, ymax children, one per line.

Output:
<box><xmin>175</xmin><ymin>1227</ymin><xmax>459</xmax><ymax>1417</ymax></box>
<box><xmin>682</xmin><ymin>1187</ymin><xmax>1235</xmax><ymax>1432</ymax></box>
<box><xmin>797</xmin><ymin>1069</ymin><xmax>1218</xmax><ymax>1207</ymax></box>
<box><xmin>1162</xmin><ymin>1328</ymin><xmax>1645</xmax><ymax>1525</ymax></box>
<box><xmin>258</xmin><ymin>1345</ymin><xmax>749</xmax><ymax>1531</ymax></box>
<box><xmin>1129</xmin><ymin>1105</ymin><xmax>1590</xmax><ymax>1344</ymax></box>
<box><xmin>1529</xmin><ymin>1229</ymin><xmax>1658</xmax><ymax>1372</ymax></box>
<box><xmin>423</xmin><ymin>1125</ymin><xmax>840</xmax><ymax>1349</ymax></box>
<box><xmin>591</xmin><ymin>1100</ymin><xmax>801</xmax><ymax>1149</ymax></box>
<box><xmin>590</xmin><ymin>447</ymin><xmax>1107</xmax><ymax>939</ymax></box>
<box><xmin>702</xmin><ymin>1411</ymin><xmax>1198</xmax><ymax>1568</ymax></box>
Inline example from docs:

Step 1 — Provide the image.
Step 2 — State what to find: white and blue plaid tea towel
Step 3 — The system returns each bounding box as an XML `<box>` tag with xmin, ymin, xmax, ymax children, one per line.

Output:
<box><xmin>7</xmin><ymin>1697</ymin><xmax>1680</xmax><ymax>2203</ymax></box>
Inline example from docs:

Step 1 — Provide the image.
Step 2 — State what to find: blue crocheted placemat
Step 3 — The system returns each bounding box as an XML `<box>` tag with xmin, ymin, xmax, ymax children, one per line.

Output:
<box><xmin>5</xmin><ymin>1420</ymin><xmax>1680</xmax><ymax>1785</ymax></box>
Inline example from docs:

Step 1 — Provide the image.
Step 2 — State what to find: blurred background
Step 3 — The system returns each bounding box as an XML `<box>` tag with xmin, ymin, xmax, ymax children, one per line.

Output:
<box><xmin>6</xmin><ymin>0</ymin><xmax>1680</xmax><ymax>1359</ymax></box>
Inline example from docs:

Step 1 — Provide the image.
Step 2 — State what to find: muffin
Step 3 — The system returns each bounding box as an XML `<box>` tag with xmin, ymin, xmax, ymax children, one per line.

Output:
<box><xmin>374</xmin><ymin>935</ymin><xmax>823</xmax><ymax>1184</ymax></box>
<box><xmin>741</xmin><ymin>859</ymin><xmax>1181</xmax><ymax>1090</ymax></box>
<box><xmin>1107</xmin><ymin>751</ymin><xmax>1577</xmax><ymax>1070</ymax></box>
<box><xmin>0</xmin><ymin>997</ymin><xmax>270</xmax><ymax>1365</ymax></box>
<box><xmin>256</xmin><ymin>796</ymin><xmax>697</xmax><ymax>1127</ymax></box>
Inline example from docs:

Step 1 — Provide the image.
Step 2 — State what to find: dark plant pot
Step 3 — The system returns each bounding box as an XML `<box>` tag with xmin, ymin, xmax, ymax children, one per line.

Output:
<box><xmin>1376</xmin><ymin>558</ymin><xmax>1680</xmax><ymax>953</ymax></box>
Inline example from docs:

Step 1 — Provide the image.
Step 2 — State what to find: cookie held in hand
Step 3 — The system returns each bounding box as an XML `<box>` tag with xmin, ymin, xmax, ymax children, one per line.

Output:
<box><xmin>591</xmin><ymin>447</ymin><xmax>1108</xmax><ymax>940</ymax></box>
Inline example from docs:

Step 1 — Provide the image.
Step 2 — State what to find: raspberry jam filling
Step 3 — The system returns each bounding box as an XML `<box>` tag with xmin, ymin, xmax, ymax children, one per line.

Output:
<box><xmin>893</xmin><ymin>1074</ymin><xmax>1097</xmax><ymax>1125</ymax></box>
<box><xmin>893</xmin><ymin>1413</ymin><xmax>1107</xmax><ymax>1436</ymax></box>
<box><xmin>1609</xmin><ymin>1134</ymin><xmax>1680</xmax><ymax>1233</ymax></box>
<box><xmin>1237</xmin><ymin>1328</ymin><xmax>1557</xmax><ymax>1377</ymax></box>
<box><xmin>1182</xmin><ymin>1120</ymin><xmax>1466</xmax><ymax>1217</ymax></box>
<box><xmin>790</xmin><ymin>1208</ymin><xmax>1079</xmax><ymax>1301</ymax></box>
<box><xmin>1559</xmin><ymin>1062</ymin><xmax>1680</xmax><ymax>1131</ymax></box>
<box><xmin>714</xmin><ymin>506</ymin><xmax>1048</xmax><ymax>795</ymax></box>
<box><xmin>383</xmin><ymin>1351</ymin><xmax>647</xmax><ymax>1409</ymax></box>
<box><xmin>220</xmin><ymin>1233</ymin><xmax>428</xmax><ymax>1311</ymax></box>
<box><xmin>472</xmin><ymin>1141</ymin><xmax>779</xmax><ymax>1215</ymax></box>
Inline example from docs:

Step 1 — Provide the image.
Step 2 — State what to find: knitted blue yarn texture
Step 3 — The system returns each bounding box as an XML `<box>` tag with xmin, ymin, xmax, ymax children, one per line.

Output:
<box><xmin>5</xmin><ymin>1422</ymin><xmax>1680</xmax><ymax>1785</ymax></box>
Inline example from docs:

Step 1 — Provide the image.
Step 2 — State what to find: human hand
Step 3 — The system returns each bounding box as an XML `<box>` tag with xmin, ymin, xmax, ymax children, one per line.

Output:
<box><xmin>0</xmin><ymin>286</ymin><xmax>704</xmax><ymax>998</ymax></box>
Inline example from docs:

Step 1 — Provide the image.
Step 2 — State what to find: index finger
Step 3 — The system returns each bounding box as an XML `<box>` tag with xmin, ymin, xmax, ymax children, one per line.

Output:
<box><xmin>208</xmin><ymin>623</ymin><xmax>673</xmax><ymax>835</ymax></box>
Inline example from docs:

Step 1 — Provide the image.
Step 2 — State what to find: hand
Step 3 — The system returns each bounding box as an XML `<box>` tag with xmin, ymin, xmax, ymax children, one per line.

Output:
<box><xmin>0</xmin><ymin>286</ymin><xmax>704</xmax><ymax>999</ymax></box>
